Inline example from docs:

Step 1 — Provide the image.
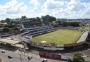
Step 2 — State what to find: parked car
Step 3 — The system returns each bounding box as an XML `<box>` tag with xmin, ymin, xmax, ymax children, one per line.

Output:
<box><xmin>8</xmin><ymin>56</ymin><xmax>13</xmax><ymax>59</ymax></box>
<box><xmin>42</xmin><ymin>58</ymin><xmax>47</xmax><ymax>62</ymax></box>
<box><xmin>1</xmin><ymin>50</ymin><xmax>5</xmax><ymax>53</ymax></box>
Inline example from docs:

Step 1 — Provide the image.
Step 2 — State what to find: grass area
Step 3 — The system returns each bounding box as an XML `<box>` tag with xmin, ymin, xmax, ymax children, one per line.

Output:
<box><xmin>32</xmin><ymin>29</ymin><xmax>81</xmax><ymax>44</ymax></box>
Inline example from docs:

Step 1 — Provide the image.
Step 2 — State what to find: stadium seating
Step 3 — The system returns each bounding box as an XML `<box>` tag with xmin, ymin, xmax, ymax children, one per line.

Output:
<box><xmin>21</xmin><ymin>21</ymin><xmax>55</xmax><ymax>36</ymax></box>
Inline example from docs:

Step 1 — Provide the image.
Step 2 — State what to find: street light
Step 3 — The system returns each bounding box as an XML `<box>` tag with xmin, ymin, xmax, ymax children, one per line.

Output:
<box><xmin>19</xmin><ymin>48</ymin><xmax>23</xmax><ymax>62</ymax></box>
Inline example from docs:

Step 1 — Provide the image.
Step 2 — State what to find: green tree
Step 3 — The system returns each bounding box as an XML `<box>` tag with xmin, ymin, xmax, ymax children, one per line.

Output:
<box><xmin>21</xmin><ymin>16</ymin><xmax>27</xmax><ymax>20</ymax></box>
<box><xmin>42</xmin><ymin>15</ymin><xmax>56</xmax><ymax>25</ymax></box>
<box><xmin>35</xmin><ymin>17</ymin><xmax>42</xmax><ymax>26</ymax></box>
<box><xmin>5</xmin><ymin>18</ymin><xmax>11</xmax><ymax>23</ymax></box>
<box><xmin>3</xmin><ymin>27</ymin><xmax>10</xmax><ymax>33</ymax></box>
<box><xmin>67</xmin><ymin>53</ymin><xmax>85</xmax><ymax>62</ymax></box>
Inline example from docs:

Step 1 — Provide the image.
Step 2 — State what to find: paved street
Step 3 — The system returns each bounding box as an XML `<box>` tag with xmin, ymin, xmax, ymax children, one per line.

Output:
<box><xmin>0</xmin><ymin>49</ymin><xmax>42</xmax><ymax>62</ymax></box>
<box><xmin>0</xmin><ymin>49</ymin><xmax>66</xmax><ymax>62</ymax></box>
<box><xmin>0</xmin><ymin>47</ymin><xmax>90</xmax><ymax>62</ymax></box>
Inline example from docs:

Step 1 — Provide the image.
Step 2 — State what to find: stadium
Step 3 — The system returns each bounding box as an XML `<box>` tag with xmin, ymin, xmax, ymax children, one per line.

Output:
<box><xmin>21</xmin><ymin>20</ymin><xmax>89</xmax><ymax>53</ymax></box>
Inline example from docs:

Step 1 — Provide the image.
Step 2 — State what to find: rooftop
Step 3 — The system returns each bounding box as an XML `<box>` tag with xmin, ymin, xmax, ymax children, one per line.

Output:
<box><xmin>0</xmin><ymin>38</ymin><xmax>20</xmax><ymax>45</ymax></box>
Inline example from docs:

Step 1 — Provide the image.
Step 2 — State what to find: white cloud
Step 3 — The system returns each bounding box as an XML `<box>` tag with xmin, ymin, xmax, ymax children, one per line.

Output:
<box><xmin>0</xmin><ymin>0</ymin><xmax>29</xmax><ymax>20</ymax></box>
<box><xmin>29</xmin><ymin>0</ymin><xmax>39</xmax><ymax>10</ymax></box>
<box><xmin>30</xmin><ymin>0</ymin><xmax>38</xmax><ymax>6</ymax></box>
<box><xmin>0</xmin><ymin>0</ymin><xmax>90</xmax><ymax>20</ymax></box>
<box><xmin>41</xmin><ymin>0</ymin><xmax>90</xmax><ymax>19</ymax></box>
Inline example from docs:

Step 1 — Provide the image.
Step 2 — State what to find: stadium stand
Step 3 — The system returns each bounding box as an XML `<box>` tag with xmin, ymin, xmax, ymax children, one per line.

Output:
<box><xmin>21</xmin><ymin>19</ymin><xmax>90</xmax><ymax>53</ymax></box>
<box><xmin>21</xmin><ymin>20</ymin><xmax>55</xmax><ymax>36</ymax></box>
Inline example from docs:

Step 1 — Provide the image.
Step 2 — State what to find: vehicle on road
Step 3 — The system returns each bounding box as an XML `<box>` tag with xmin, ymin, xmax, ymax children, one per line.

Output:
<box><xmin>8</xmin><ymin>56</ymin><xmax>13</xmax><ymax>59</ymax></box>
<box><xmin>1</xmin><ymin>50</ymin><xmax>5</xmax><ymax>53</ymax></box>
<box><xmin>42</xmin><ymin>58</ymin><xmax>47</xmax><ymax>62</ymax></box>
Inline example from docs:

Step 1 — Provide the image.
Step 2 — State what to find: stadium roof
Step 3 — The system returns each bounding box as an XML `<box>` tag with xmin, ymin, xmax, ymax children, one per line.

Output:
<box><xmin>77</xmin><ymin>31</ymin><xmax>89</xmax><ymax>43</ymax></box>
<box><xmin>44</xmin><ymin>47</ymin><xmax>64</xmax><ymax>50</ymax></box>
<box><xmin>15</xmin><ymin>44</ymin><xmax>24</xmax><ymax>48</ymax></box>
<box><xmin>0</xmin><ymin>38</ymin><xmax>20</xmax><ymax>45</ymax></box>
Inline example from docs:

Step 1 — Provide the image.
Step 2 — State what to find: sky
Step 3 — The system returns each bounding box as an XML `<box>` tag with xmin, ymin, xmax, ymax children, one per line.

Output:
<box><xmin>0</xmin><ymin>0</ymin><xmax>90</xmax><ymax>20</ymax></box>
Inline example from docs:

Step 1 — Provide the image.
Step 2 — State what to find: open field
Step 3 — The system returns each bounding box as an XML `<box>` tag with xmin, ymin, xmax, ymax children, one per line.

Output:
<box><xmin>32</xmin><ymin>29</ymin><xmax>81</xmax><ymax>44</ymax></box>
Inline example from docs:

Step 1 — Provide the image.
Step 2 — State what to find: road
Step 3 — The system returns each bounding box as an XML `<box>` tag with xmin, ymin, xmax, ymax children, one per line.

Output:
<box><xmin>0</xmin><ymin>49</ymin><xmax>66</xmax><ymax>62</ymax></box>
<box><xmin>0</xmin><ymin>48</ymin><xmax>90</xmax><ymax>62</ymax></box>
<box><xmin>0</xmin><ymin>44</ymin><xmax>89</xmax><ymax>62</ymax></box>
<box><xmin>0</xmin><ymin>48</ymin><xmax>70</xmax><ymax>62</ymax></box>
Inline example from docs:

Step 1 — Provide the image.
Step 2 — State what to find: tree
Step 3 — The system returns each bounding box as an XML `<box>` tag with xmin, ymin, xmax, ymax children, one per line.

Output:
<box><xmin>5</xmin><ymin>18</ymin><xmax>11</xmax><ymax>24</ymax></box>
<box><xmin>21</xmin><ymin>16</ymin><xmax>27</xmax><ymax>20</ymax></box>
<box><xmin>67</xmin><ymin>53</ymin><xmax>85</xmax><ymax>62</ymax></box>
<box><xmin>73</xmin><ymin>53</ymin><xmax>85</xmax><ymax>62</ymax></box>
<box><xmin>67</xmin><ymin>59</ymin><xmax>72</xmax><ymax>62</ymax></box>
<box><xmin>62</xmin><ymin>22</ymin><xmax>68</xmax><ymax>27</ymax></box>
<box><xmin>61</xmin><ymin>22</ymin><xmax>80</xmax><ymax>27</ymax></box>
<box><xmin>3</xmin><ymin>27</ymin><xmax>10</xmax><ymax>33</ymax></box>
<box><xmin>42</xmin><ymin>16</ymin><xmax>49</xmax><ymax>25</ymax></box>
<box><xmin>35</xmin><ymin>17</ymin><xmax>42</xmax><ymax>26</ymax></box>
<box><xmin>42</xmin><ymin>15</ymin><xmax>56</xmax><ymax>25</ymax></box>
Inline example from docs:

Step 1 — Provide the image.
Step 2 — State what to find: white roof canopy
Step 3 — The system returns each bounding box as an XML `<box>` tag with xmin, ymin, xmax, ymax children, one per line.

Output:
<box><xmin>0</xmin><ymin>38</ymin><xmax>20</xmax><ymax>45</ymax></box>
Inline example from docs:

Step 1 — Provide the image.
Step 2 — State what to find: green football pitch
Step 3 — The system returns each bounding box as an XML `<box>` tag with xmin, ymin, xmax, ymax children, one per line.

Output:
<box><xmin>32</xmin><ymin>29</ymin><xmax>81</xmax><ymax>44</ymax></box>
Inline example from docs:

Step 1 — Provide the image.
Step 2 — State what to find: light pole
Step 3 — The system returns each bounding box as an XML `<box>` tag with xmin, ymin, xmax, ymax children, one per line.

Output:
<box><xmin>19</xmin><ymin>31</ymin><xmax>32</xmax><ymax>62</ymax></box>
<box><xmin>19</xmin><ymin>48</ymin><xmax>23</xmax><ymax>62</ymax></box>
<box><xmin>23</xmin><ymin>42</ymin><xmax>32</xmax><ymax>62</ymax></box>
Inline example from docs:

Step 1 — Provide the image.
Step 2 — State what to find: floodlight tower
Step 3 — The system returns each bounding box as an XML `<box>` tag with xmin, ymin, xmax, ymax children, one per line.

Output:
<box><xmin>18</xmin><ymin>32</ymin><xmax>32</xmax><ymax>62</ymax></box>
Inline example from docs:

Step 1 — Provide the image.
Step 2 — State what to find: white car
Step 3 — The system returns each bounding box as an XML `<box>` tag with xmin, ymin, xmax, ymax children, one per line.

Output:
<box><xmin>1</xmin><ymin>50</ymin><xmax>5</xmax><ymax>53</ymax></box>
<box><xmin>42</xmin><ymin>58</ymin><xmax>47</xmax><ymax>62</ymax></box>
